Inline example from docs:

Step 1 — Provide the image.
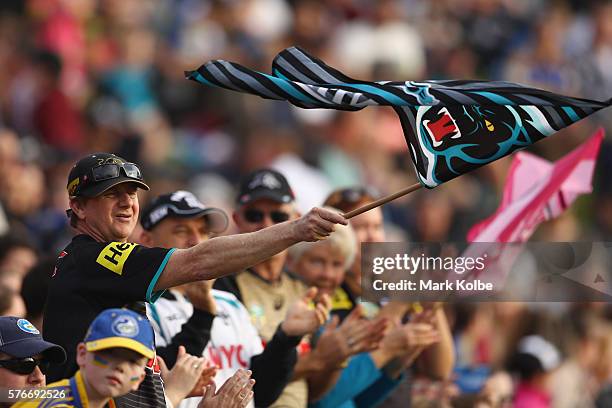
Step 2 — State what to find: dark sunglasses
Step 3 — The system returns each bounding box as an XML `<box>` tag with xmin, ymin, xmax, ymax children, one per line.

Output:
<box><xmin>324</xmin><ymin>187</ymin><xmax>379</xmax><ymax>209</ymax></box>
<box><xmin>90</xmin><ymin>162</ymin><xmax>143</xmax><ymax>183</ymax></box>
<box><xmin>243</xmin><ymin>209</ymin><xmax>290</xmax><ymax>224</ymax></box>
<box><xmin>0</xmin><ymin>357</ymin><xmax>50</xmax><ymax>375</ymax></box>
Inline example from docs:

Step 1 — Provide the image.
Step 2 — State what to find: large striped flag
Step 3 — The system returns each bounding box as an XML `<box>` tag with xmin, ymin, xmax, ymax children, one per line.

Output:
<box><xmin>186</xmin><ymin>46</ymin><xmax>611</xmax><ymax>188</ymax></box>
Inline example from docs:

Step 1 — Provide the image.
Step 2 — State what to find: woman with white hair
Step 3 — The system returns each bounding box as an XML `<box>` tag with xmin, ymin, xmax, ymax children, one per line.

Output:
<box><xmin>287</xmin><ymin>209</ymin><xmax>438</xmax><ymax>408</ymax></box>
<box><xmin>289</xmin><ymin>201</ymin><xmax>458</xmax><ymax>407</ymax></box>
<box><xmin>287</xmin><ymin>209</ymin><xmax>357</xmax><ymax>301</ymax></box>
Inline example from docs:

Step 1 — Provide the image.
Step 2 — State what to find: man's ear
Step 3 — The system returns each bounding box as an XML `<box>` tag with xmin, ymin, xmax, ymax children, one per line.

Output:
<box><xmin>76</xmin><ymin>343</ymin><xmax>87</xmax><ymax>367</ymax></box>
<box><xmin>70</xmin><ymin>198</ymin><xmax>87</xmax><ymax>221</ymax></box>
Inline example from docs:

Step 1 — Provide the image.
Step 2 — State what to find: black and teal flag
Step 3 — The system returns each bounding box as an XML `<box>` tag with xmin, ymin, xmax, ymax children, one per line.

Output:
<box><xmin>186</xmin><ymin>47</ymin><xmax>611</xmax><ymax>188</ymax></box>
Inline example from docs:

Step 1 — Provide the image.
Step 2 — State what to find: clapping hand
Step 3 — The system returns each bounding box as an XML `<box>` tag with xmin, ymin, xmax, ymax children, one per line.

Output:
<box><xmin>160</xmin><ymin>346</ymin><xmax>218</xmax><ymax>406</ymax></box>
<box><xmin>313</xmin><ymin>305</ymin><xmax>389</xmax><ymax>369</ymax></box>
<box><xmin>197</xmin><ymin>369</ymin><xmax>255</xmax><ymax>408</ymax></box>
<box><xmin>281</xmin><ymin>287</ymin><xmax>330</xmax><ymax>337</ymax></box>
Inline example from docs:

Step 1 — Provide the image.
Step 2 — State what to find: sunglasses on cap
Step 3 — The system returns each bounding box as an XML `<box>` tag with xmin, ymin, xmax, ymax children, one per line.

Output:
<box><xmin>243</xmin><ymin>209</ymin><xmax>290</xmax><ymax>224</ymax></box>
<box><xmin>324</xmin><ymin>187</ymin><xmax>379</xmax><ymax>209</ymax></box>
<box><xmin>0</xmin><ymin>357</ymin><xmax>50</xmax><ymax>375</ymax></box>
<box><xmin>90</xmin><ymin>162</ymin><xmax>143</xmax><ymax>183</ymax></box>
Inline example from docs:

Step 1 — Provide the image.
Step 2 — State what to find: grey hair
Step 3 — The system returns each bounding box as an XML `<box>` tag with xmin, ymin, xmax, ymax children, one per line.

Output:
<box><xmin>288</xmin><ymin>206</ymin><xmax>357</xmax><ymax>270</ymax></box>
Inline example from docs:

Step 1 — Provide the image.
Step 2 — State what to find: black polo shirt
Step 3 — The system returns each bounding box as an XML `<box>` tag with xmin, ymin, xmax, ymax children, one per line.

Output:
<box><xmin>43</xmin><ymin>234</ymin><xmax>175</xmax><ymax>382</ymax></box>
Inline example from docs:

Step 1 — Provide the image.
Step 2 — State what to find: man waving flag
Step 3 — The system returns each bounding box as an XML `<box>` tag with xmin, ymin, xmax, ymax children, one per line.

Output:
<box><xmin>186</xmin><ymin>46</ymin><xmax>611</xmax><ymax>188</ymax></box>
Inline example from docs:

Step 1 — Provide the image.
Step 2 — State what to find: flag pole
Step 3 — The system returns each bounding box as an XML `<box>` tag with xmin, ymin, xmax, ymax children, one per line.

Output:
<box><xmin>343</xmin><ymin>182</ymin><xmax>423</xmax><ymax>219</ymax></box>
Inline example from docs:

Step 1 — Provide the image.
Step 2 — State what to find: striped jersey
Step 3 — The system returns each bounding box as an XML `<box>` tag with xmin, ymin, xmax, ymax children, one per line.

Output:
<box><xmin>10</xmin><ymin>370</ymin><xmax>117</xmax><ymax>408</ymax></box>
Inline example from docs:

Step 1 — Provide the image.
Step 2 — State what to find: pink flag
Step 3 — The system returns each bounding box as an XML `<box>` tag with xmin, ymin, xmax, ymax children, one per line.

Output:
<box><xmin>455</xmin><ymin>129</ymin><xmax>604</xmax><ymax>289</ymax></box>
<box><xmin>467</xmin><ymin>128</ymin><xmax>604</xmax><ymax>243</ymax></box>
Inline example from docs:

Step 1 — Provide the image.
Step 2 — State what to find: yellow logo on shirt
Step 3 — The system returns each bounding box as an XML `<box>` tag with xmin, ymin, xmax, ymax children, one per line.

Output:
<box><xmin>96</xmin><ymin>242</ymin><xmax>137</xmax><ymax>275</ymax></box>
<box><xmin>331</xmin><ymin>287</ymin><xmax>353</xmax><ymax>311</ymax></box>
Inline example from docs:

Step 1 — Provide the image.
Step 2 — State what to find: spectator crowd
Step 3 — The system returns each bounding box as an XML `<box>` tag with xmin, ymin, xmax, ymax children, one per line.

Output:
<box><xmin>0</xmin><ymin>0</ymin><xmax>611</xmax><ymax>407</ymax></box>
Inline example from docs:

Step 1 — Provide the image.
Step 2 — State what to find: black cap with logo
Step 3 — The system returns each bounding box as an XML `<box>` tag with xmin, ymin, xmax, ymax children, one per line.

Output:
<box><xmin>67</xmin><ymin>153</ymin><xmax>149</xmax><ymax>198</ymax></box>
<box><xmin>236</xmin><ymin>169</ymin><xmax>295</xmax><ymax>206</ymax></box>
<box><xmin>0</xmin><ymin>317</ymin><xmax>66</xmax><ymax>363</ymax></box>
<box><xmin>140</xmin><ymin>190</ymin><xmax>229</xmax><ymax>233</ymax></box>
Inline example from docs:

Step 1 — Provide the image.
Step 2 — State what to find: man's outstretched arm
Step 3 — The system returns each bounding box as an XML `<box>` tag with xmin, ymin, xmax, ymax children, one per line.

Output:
<box><xmin>154</xmin><ymin>207</ymin><xmax>346</xmax><ymax>291</ymax></box>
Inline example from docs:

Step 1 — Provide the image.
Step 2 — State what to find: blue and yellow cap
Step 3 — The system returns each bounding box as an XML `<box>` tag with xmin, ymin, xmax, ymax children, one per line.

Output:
<box><xmin>84</xmin><ymin>309</ymin><xmax>155</xmax><ymax>360</ymax></box>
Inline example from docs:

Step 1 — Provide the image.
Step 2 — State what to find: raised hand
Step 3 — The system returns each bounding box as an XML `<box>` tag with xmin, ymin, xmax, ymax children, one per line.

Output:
<box><xmin>182</xmin><ymin>279</ymin><xmax>217</xmax><ymax>314</ymax></box>
<box><xmin>197</xmin><ymin>369</ymin><xmax>255</xmax><ymax>408</ymax></box>
<box><xmin>312</xmin><ymin>306</ymin><xmax>390</xmax><ymax>369</ymax></box>
<box><xmin>410</xmin><ymin>302</ymin><xmax>442</xmax><ymax>325</ymax></box>
<box><xmin>309</xmin><ymin>316</ymin><xmax>346</xmax><ymax>368</ymax></box>
<box><xmin>380</xmin><ymin>322</ymin><xmax>440</xmax><ymax>361</ymax></box>
<box><xmin>337</xmin><ymin>305</ymin><xmax>389</xmax><ymax>355</ymax></box>
<box><xmin>163</xmin><ymin>346</ymin><xmax>215</xmax><ymax>406</ymax></box>
<box><xmin>291</xmin><ymin>207</ymin><xmax>347</xmax><ymax>242</ymax></box>
<box><xmin>186</xmin><ymin>362</ymin><xmax>218</xmax><ymax>398</ymax></box>
<box><xmin>281</xmin><ymin>287</ymin><xmax>330</xmax><ymax>337</ymax></box>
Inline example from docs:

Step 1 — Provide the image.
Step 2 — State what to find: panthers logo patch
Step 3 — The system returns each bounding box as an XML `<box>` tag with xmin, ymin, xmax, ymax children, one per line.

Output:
<box><xmin>408</xmin><ymin>104</ymin><xmax>558</xmax><ymax>187</ymax></box>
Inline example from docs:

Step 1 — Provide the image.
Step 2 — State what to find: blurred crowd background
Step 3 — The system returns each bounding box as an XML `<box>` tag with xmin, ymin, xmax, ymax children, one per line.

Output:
<box><xmin>0</xmin><ymin>0</ymin><xmax>611</xmax><ymax>406</ymax></box>
<box><xmin>1</xmin><ymin>0</ymin><xmax>612</xmax><ymax>248</ymax></box>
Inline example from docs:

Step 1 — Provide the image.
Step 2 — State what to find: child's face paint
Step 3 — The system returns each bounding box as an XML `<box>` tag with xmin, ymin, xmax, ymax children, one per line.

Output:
<box><xmin>93</xmin><ymin>354</ymin><xmax>110</xmax><ymax>368</ymax></box>
<box><xmin>85</xmin><ymin>348</ymin><xmax>148</xmax><ymax>398</ymax></box>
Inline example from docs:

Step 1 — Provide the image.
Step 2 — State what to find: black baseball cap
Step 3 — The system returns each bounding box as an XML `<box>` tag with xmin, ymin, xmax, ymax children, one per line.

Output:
<box><xmin>140</xmin><ymin>190</ymin><xmax>229</xmax><ymax>233</ymax></box>
<box><xmin>67</xmin><ymin>153</ymin><xmax>149</xmax><ymax>198</ymax></box>
<box><xmin>0</xmin><ymin>317</ymin><xmax>66</xmax><ymax>363</ymax></box>
<box><xmin>236</xmin><ymin>169</ymin><xmax>295</xmax><ymax>206</ymax></box>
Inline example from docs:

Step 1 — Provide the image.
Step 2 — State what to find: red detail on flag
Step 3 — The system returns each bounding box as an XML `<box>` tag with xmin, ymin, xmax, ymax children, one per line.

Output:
<box><xmin>425</xmin><ymin>113</ymin><xmax>457</xmax><ymax>143</ymax></box>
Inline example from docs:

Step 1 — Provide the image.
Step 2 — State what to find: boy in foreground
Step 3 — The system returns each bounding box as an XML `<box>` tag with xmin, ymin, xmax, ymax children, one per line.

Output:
<box><xmin>12</xmin><ymin>308</ymin><xmax>254</xmax><ymax>408</ymax></box>
<box><xmin>12</xmin><ymin>308</ymin><xmax>157</xmax><ymax>407</ymax></box>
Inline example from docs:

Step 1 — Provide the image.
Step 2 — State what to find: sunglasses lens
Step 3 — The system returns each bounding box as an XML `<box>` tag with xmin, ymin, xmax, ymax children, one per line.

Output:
<box><xmin>38</xmin><ymin>360</ymin><xmax>50</xmax><ymax>375</ymax></box>
<box><xmin>18</xmin><ymin>361</ymin><xmax>37</xmax><ymax>375</ymax></box>
<box><xmin>92</xmin><ymin>164</ymin><xmax>120</xmax><ymax>181</ymax></box>
<box><xmin>325</xmin><ymin>187</ymin><xmax>377</xmax><ymax>209</ymax></box>
<box><xmin>244</xmin><ymin>209</ymin><xmax>289</xmax><ymax>224</ymax></box>
<box><xmin>271</xmin><ymin>211</ymin><xmax>290</xmax><ymax>223</ymax></box>
<box><xmin>123</xmin><ymin>163</ymin><xmax>143</xmax><ymax>180</ymax></box>
<box><xmin>0</xmin><ymin>359</ymin><xmax>36</xmax><ymax>375</ymax></box>
<box><xmin>244</xmin><ymin>209</ymin><xmax>264</xmax><ymax>223</ymax></box>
